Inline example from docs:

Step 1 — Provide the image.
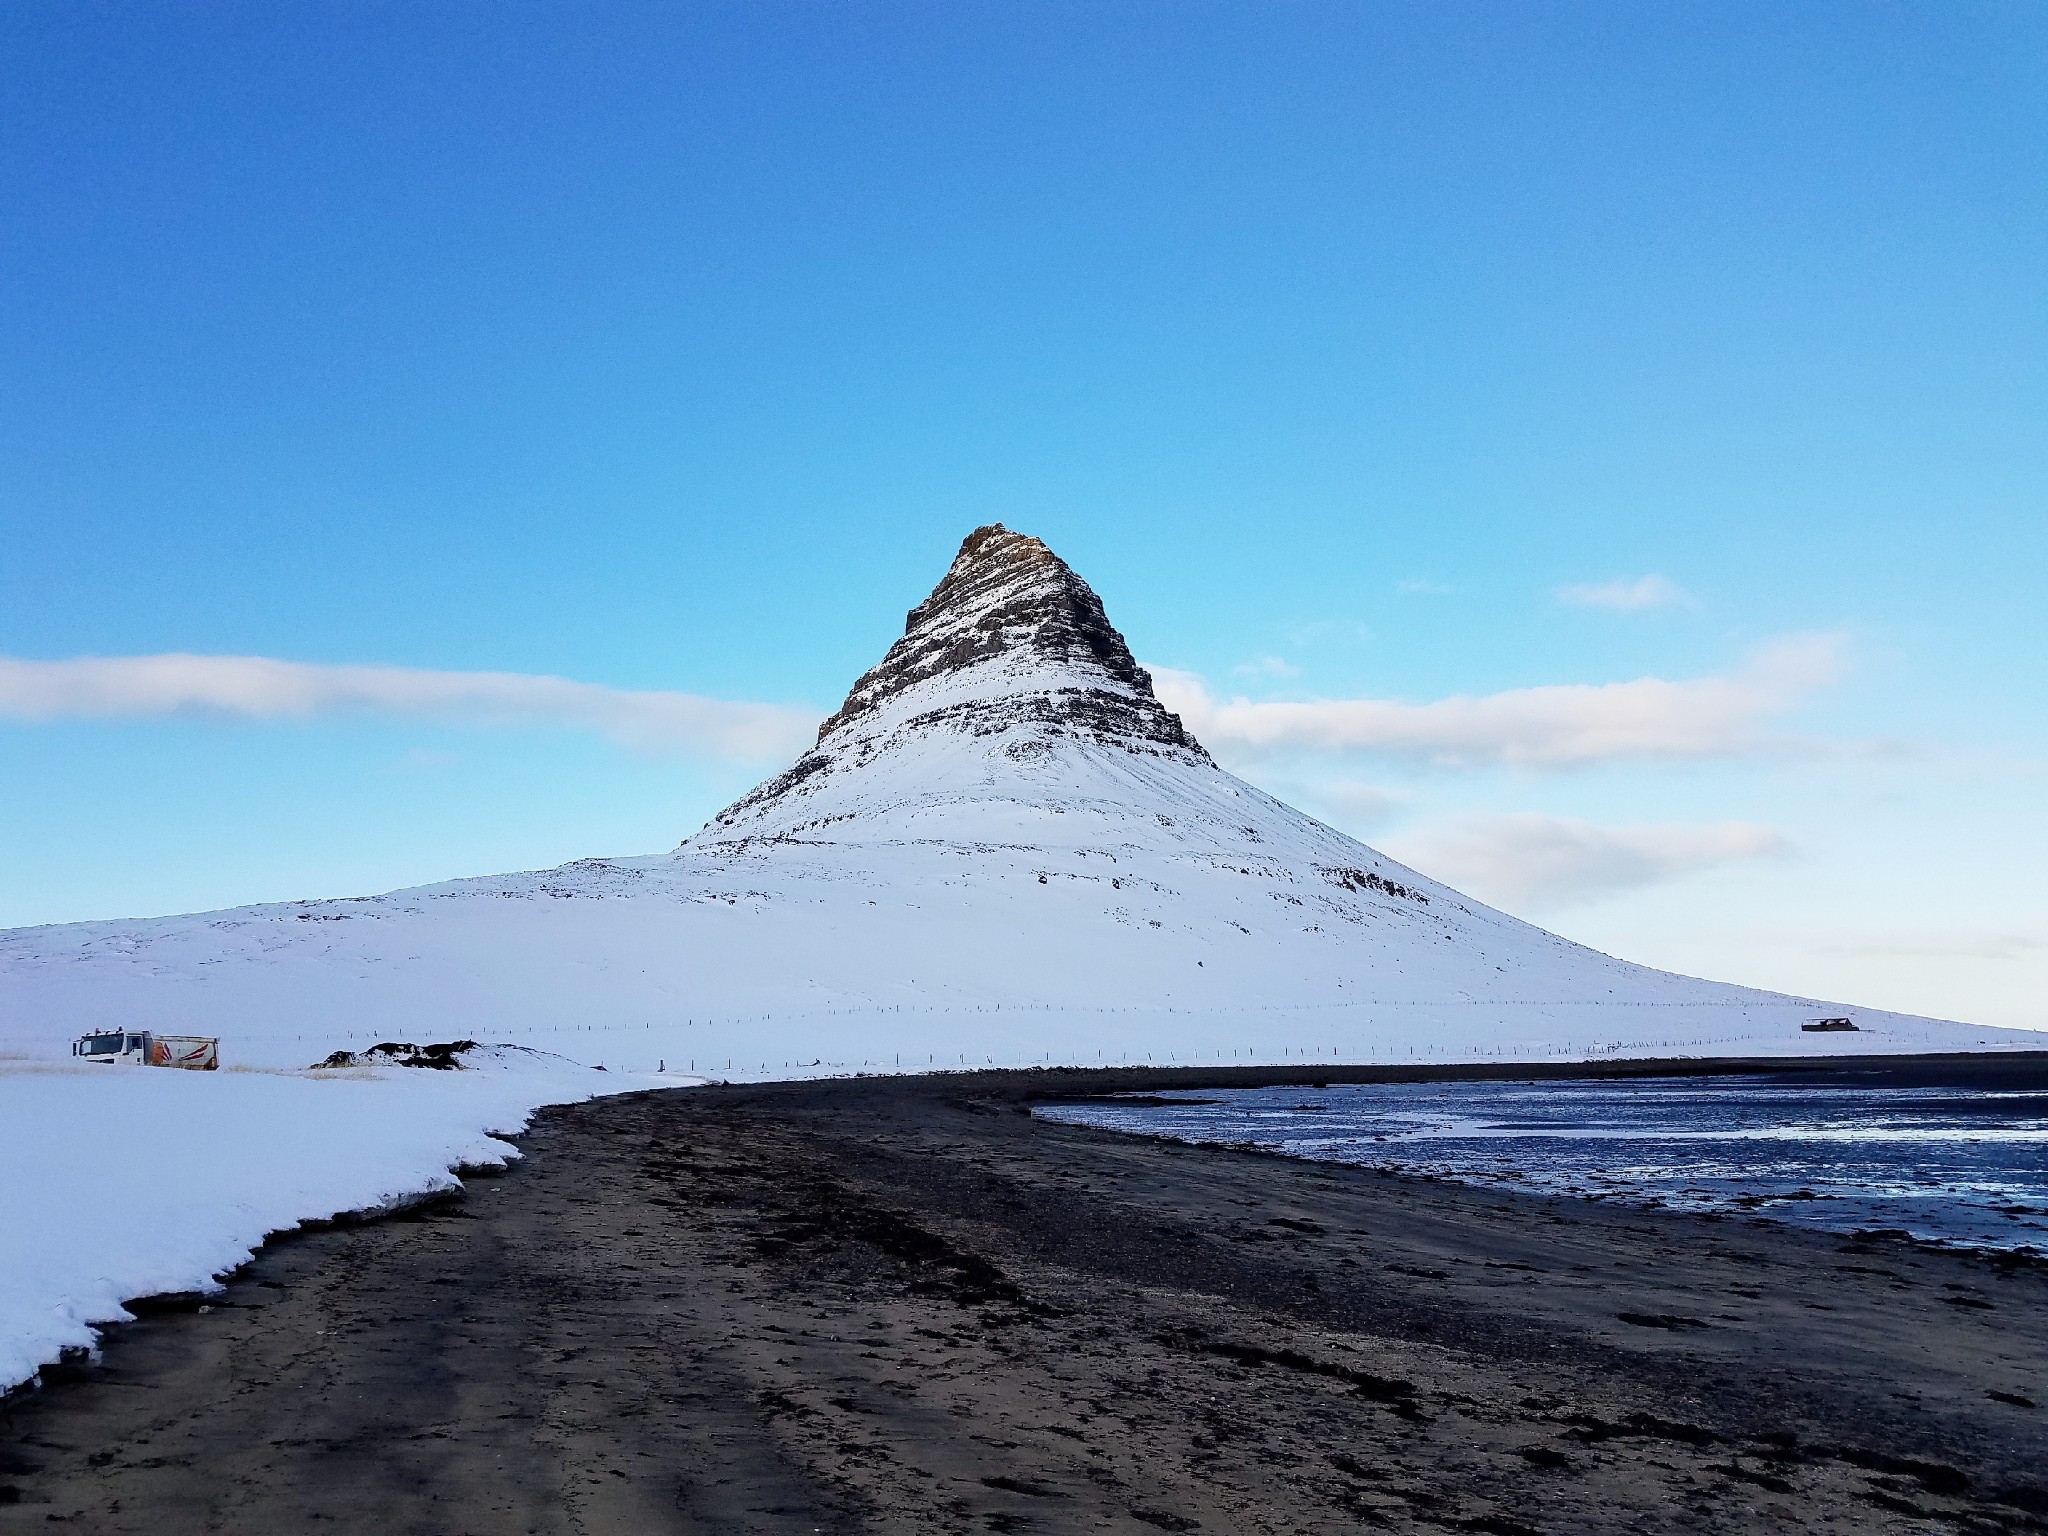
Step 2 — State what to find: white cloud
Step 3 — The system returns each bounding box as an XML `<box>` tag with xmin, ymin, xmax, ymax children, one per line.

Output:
<box><xmin>1384</xmin><ymin>813</ymin><xmax>1787</xmax><ymax>910</ymax></box>
<box><xmin>0</xmin><ymin>653</ymin><xmax>819</xmax><ymax>760</ymax></box>
<box><xmin>1151</xmin><ymin>633</ymin><xmax>1846</xmax><ymax>768</ymax></box>
<box><xmin>1555</xmin><ymin>573</ymin><xmax>1695</xmax><ymax>611</ymax></box>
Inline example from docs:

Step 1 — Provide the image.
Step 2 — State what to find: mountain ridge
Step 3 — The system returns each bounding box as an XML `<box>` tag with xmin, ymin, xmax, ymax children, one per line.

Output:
<box><xmin>817</xmin><ymin>523</ymin><xmax>1200</xmax><ymax>748</ymax></box>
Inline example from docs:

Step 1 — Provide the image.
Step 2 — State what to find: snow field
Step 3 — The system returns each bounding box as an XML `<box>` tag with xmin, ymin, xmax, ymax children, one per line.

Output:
<box><xmin>0</xmin><ymin>1051</ymin><xmax>682</xmax><ymax>1395</ymax></box>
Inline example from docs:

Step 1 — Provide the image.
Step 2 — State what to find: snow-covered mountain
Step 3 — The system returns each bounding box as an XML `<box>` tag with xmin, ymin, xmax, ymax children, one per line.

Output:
<box><xmin>0</xmin><ymin>526</ymin><xmax>2029</xmax><ymax>1074</ymax></box>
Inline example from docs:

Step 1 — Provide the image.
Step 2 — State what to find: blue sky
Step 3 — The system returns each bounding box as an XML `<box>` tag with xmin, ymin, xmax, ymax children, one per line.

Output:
<box><xmin>4</xmin><ymin>2</ymin><xmax>2044</xmax><ymax>1027</ymax></box>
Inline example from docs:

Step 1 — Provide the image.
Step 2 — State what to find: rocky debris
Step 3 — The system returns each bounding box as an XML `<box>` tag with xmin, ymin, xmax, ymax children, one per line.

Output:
<box><xmin>1318</xmin><ymin>866</ymin><xmax>1430</xmax><ymax>905</ymax></box>
<box><xmin>311</xmin><ymin>1040</ymin><xmax>479</xmax><ymax>1071</ymax></box>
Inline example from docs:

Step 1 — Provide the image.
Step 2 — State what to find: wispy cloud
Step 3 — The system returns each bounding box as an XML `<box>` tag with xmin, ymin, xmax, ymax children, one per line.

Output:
<box><xmin>385</xmin><ymin>747</ymin><xmax>463</xmax><ymax>773</ymax></box>
<box><xmin>0</xmin><ymin>653</ymin><xmax>819</xmax><ymax>760</ymax></box>
<box><xmin>1280</xmin><ymin>619</ymin><xmax>1373</xmax><ymax>649</ymax></box>
<box><xmin>1384</xmin><ymin>813</ymin><xmax>1787</xmax><ymax>910</ymax></box>
<box><xmin>1555</xmin><ymin>573</ymin><xmax>1695</xmax><ymax>611</ymax></box>
<box><xmin>1151</xmin><ymin>633</ymin><xmax>1847</xmax><ymax>768</ymax></box>
<box><xmin>1818</xmin><ymin>933</ymin><xmax>2046</xmax><ymax>963</ymax></box>
<box><xmin>1286</xmin><ymin>777</ymin><xmax>1407</xmax><ymax>832</ymax></box>
<box><xmin>1231</xmin><ymin>655</ymin><xmax>1301</xmax><ymax>680</ymax></box>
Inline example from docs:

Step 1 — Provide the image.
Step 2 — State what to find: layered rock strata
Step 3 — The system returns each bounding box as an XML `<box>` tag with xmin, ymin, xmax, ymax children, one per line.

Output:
<box><xmin>709</xmin><ymin>524</ymin><xmax>1207</xmax><ymax>835</ymax></box>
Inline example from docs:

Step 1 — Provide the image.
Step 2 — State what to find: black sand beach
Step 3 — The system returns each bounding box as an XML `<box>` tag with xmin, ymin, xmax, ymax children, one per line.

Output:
<box><xmin>4</xmin><ymin>1059</ymin><xmax>2046</xmax><ymax>1534</ymax></box>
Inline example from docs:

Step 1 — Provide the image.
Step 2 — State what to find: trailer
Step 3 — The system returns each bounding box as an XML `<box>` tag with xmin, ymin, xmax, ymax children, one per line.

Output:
<box><xmin>72</xmin><ymin>1031</ymin><xmax>220</xmax><ymax>1069</ymax></box>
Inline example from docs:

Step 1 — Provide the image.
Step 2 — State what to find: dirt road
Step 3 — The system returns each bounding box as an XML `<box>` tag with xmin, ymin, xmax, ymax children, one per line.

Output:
<box><xmin>4</xmin><ymin>1067</ymin><xmax>2045</xmax><ymax>1533</ymax></box>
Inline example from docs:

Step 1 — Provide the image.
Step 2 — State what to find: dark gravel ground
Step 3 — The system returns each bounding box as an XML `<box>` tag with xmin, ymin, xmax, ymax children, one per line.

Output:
<box><xmin>3</xmin><ymin>1058</ymin><xmax>2046</xmax><ymax>1534</ymax></box>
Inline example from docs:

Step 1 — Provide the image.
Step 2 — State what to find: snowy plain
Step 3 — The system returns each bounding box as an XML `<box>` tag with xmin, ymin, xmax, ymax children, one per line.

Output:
<box><xmin>3</xmin><ymin>731</ymin><xmax>2029</xmax><ymax>1087</ymax></box>
<box><xmin>0</xmin><ymin>1050</ymin><xmax>685</xmax><ymax>1394</ymax></box>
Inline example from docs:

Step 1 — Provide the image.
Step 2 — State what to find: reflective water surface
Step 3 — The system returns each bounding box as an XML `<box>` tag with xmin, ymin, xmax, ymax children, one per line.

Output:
<box><xmin>1036</xmin><ymin>1076</ymin><xmax>2048</xmax><ymax>1251</ymax></box>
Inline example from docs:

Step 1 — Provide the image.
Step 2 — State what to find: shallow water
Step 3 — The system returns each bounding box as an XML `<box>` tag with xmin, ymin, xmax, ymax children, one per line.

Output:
<box><xmin>1036</xmin><ymin>1076</ymin><xmax>2048</xmax><ymax>1252</ymax></box>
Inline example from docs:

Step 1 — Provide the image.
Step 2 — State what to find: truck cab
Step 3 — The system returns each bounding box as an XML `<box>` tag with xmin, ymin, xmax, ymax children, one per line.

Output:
<box><xmin>73</xmin><ymin>1030</ymin><xmax>154</xmax><ymax>1064</ymax></box>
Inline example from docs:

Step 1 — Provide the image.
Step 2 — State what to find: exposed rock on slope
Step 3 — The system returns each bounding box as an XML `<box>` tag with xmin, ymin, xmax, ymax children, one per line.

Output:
<box><xmin>823</xmin><ymin>523</ymin><xmax>1198</xmax><ymax>746</ymax></box>
<box><xmin>718</xmin><ymin>525</ymin><xmax>1205</xmax><ymax>833</ymax></box>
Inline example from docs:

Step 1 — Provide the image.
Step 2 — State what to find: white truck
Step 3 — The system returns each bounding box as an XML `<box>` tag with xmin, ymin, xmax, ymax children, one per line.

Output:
<box><xmin>72</xmin><ymin>1030</ymin><xmax>220</xmax><ymax>1070</ymax></box>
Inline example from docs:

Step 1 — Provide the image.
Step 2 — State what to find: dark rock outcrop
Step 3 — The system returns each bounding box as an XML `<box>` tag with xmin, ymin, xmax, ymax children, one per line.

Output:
<box><xmin>311</xmin><ymin>1040</ymin><xmax>480</xmax><ymax>1070</ymax></box>
<box><xmin>704</xmin><ymin>525</ymin><xmax>1211</xmax><ymax>836</ymax></box>
<box><xmin>815</xmin><ymin>524</ymin><xmax>1205</xmax><ymax>753</ymax></box>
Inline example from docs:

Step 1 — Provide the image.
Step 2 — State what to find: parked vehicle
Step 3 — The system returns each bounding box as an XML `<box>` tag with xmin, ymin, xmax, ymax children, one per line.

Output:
<box><xmin>72</xmin><ymin>1031</ymin><xmax>220</xmax><ymax>1069</ymax></box>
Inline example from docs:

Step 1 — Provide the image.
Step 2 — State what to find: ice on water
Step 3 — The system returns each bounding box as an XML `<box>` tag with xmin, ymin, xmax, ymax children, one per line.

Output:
<box><xmin>1039</xmin><ymin>1077</ymin><xmax>2048</xmax><ymax>1252</ymax></box>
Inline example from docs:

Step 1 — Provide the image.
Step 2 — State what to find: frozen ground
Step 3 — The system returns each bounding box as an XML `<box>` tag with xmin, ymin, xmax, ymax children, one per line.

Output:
<box><xmin>0</xmin><ymin>1050</ymin><xmax>687</xmax><ymax>1394</ymax></box>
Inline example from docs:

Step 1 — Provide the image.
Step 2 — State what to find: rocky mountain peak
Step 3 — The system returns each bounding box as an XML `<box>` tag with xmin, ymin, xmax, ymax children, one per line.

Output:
<box><xmin>701</xmin><ymin>525</ymin><xmax>1208</xmax><ymax>838</ymax></box>
<box><xmin>811</xmin><ymin>524</ymin><xmax>1204</xmax><ymax>755</ymax></box>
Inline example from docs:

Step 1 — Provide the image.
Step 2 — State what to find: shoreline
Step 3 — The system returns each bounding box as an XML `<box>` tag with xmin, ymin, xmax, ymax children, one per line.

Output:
<box><xmin>6</xmin><ymin>1069</ymin><xmax>2047</xmax><ymax>1532</ymax></box>
<box><xmin>1034</xmin><ymin>1117</ymin><xmax>2048</xmax><ymax>1271</ymax></box>
<box><xmin>956</xmin><ymin>1047</ymin><xmax>2048</xmax><ymax>1099</ymax></box>
<box><xmin>1019</xmin><ymin>1052</ymin><xmax>2048</xmax><ymax>1262</ymax></box>
<box><xmin>5</xmin><ymin>1050</ymin><xmax>2042</xmax><ymax>1404</ymax></box>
